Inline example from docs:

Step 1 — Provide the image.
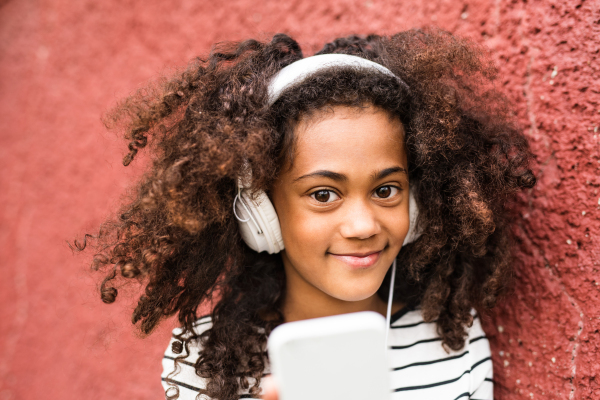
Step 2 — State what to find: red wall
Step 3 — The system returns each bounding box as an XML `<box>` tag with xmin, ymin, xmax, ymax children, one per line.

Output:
<box><xmin>1</xmin><ymin>0</ymin><xmax>598</xmax><ymax>399</ymax></box>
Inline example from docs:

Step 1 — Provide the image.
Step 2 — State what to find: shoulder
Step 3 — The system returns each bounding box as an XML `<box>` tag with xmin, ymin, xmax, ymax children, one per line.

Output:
<box><xmin>388</xmin><ymin>307</ymin><xmax>490</xmax><ymax>351</ymax></box>
<box><xmin>161</xmin><ymin>315</ymin><xmax>265</xmax><ymax>400</ymax></box>
<box><xmin>387</xmin><ymin>308</ymin><xmax>494</xmax><ymax>399</ymax></box>
<box><xmin>169</xmin><ymin>315</ymin><xmax>213</xmax><ymax>341</ymax></box>
<box><xmin>161</xmin><ymin>316</ymin><xmax>214</xmax><ymax>400</ymax></box>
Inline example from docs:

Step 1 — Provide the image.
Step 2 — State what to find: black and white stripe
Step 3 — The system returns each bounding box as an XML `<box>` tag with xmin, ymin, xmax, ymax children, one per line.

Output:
<box><xmin>387</xmin><ymin>309</ymin><xmax>493</xmax><ymax>399</ymax></box>
<box><xmin>161</xmin><ymin>308</ymin><xmax>493</xmax><ymax>399</ymax></box>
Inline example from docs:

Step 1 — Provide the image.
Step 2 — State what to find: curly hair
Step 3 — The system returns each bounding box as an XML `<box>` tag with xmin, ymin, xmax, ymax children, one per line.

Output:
<box><xmin>76</xmin><ymin>28</ymin><xmax>535</xmax><ymax>400</ymax></box>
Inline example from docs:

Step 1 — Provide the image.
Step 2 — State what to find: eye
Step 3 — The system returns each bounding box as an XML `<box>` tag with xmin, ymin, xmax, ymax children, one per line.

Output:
<box><xmin>373</xmin><ymin>185</ymin><xmax>399</xmax><ymax>199</ymax></box>
<box><xmin>310</xmin><ymin>190</ymin><xmax>340</xmax><ymax>203</ymax></box>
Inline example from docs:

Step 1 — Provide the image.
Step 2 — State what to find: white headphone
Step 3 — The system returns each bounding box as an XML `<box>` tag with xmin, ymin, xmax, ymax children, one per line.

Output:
<box><xmin>233</xmin><ymin>54</ymin><xmax>421</xmax><ymax>255</ymax></box>
<box><xmin>233</xmin><ymin>173</ymin><xmax>286</xmax><ymax>254</ymax></box>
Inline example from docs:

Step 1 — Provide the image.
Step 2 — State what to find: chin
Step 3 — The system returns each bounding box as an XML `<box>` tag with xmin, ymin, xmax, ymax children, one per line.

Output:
<box><xmin>330</xmin><ymin>283</ymin><xmax>381</xmax><ymax>302</ymax></box>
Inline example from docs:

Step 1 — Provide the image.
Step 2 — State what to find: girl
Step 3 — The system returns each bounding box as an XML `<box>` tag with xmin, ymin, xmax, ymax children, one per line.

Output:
<box><xmin>83</xmin><ymin>29</ymin><xmax>535</xmax><ymax>400</ymax></box>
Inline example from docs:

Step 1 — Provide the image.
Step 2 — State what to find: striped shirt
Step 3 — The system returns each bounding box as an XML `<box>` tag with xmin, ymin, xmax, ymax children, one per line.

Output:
<box><xmin>161</xmin><ymin>307</ymin><xmax>493</xmax><ymax>399</ymax></box>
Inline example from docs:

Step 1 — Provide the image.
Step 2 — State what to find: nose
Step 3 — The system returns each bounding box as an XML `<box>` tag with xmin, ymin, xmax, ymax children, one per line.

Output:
<box><xmin>339</xmin><ymin>199</ymin><xmax>382</xmax><ymax>240</ymax></box>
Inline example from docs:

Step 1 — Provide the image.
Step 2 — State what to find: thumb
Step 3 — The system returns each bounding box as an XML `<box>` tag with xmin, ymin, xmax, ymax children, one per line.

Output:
<box><xmin>261</xmin><ymin>376</ymin><xmax>279</xmax><ymax>400</ymax></box>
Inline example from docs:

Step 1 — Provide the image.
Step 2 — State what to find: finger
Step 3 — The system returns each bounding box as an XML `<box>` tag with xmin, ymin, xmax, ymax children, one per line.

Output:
<box><xmin>261</xmin><ymin>376</ymin><xmax>278</xmax><ymax>400</ymax></box>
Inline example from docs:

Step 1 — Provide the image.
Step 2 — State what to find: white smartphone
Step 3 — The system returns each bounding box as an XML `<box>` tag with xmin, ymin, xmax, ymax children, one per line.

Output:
<box><xmin>267</xmin><ymin>311</ymin><xmax>390</xmax><ymax>400</ymax></box>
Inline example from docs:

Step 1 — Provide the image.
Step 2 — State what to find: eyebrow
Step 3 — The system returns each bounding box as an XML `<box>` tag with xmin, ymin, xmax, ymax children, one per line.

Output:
<box><xmin>370</xmin><ymin>166</ymin><xmax>408</xmax><ymax>180</ymax></box>
<box><xmin>293</xmin><ymin>166</ymin><xmax>407</xmax><ymax>183</ymax></box>
<box><xmin>293</xmin><ymin>170</ymin><xmax>348</xmax><ymax>183</ymax></box>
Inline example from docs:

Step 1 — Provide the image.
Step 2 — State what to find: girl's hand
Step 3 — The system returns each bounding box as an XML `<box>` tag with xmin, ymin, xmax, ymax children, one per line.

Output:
<box><xmin>261</xmin><ymin>376</ymin><xmax>279</xmax><ymax>400</ymax></box>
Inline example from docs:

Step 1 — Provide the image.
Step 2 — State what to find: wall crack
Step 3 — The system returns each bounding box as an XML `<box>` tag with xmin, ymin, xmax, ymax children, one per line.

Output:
<box><xmin>545</xmin><ymin>259</ymin><xmax>584</xmax><ymax>400</ymax></box>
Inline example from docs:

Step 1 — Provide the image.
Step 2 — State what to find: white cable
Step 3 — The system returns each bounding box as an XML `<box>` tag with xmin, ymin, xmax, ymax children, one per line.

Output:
<box><xmin>384</xmin><ymin>259</ymin><xmax>397</xmax><ymax>351</ymax></box>
<box><xmin>233</xmin><ymin>192</ymin><xmax>263</xmax><ymax>234</ymax></box>
<box><xmin>232</xmin><ymin>193</ymin><xmax>250</xmax><ymax>222</ymax></box>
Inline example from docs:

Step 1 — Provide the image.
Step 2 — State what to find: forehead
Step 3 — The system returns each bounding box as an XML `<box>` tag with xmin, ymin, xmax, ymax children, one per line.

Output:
<box><xmin>288</xmin><ymin>105</ymin><xmax>407</xmax><ymax>175</ymax></box>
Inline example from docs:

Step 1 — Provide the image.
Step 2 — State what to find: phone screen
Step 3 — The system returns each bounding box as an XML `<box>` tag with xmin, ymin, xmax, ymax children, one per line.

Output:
<box><xmin>267</xmin><ymin>312</ymin><xmax>390</xmax><ymax>400</ymax></box>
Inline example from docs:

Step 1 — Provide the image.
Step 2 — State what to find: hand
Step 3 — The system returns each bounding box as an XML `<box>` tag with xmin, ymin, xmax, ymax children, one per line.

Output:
<box><xmin>261</xmin><ymin>376</ymin><xmax>279</xmax><ymax>400</ymax></box>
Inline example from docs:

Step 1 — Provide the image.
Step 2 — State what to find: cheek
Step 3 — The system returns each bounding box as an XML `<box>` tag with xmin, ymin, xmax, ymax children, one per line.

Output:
<box><xmin>381</xmin><ymin>203</ymin><xmax>411</xmax><ymax>247</ymax></box>
<box><xmin>280</xmin><ymin>208</ymin><xmax>333</xmax><ymax>254</ymax></box>
<box><xmin>394</xmin><ymin>212</ymin><xmax>411</xmax><ymax>245</ymax></box>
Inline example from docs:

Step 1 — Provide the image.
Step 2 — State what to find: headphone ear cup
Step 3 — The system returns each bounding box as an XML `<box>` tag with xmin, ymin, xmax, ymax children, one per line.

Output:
<box><xmin>235</xmin><ymin>190</ymin><xmax>284</xmax><ymax>254</ymax></box>
<box><xmin>250</xmin><ymin>191</ymin><xmax>285</xmax><ymax>253</ymax></box>
<box><xmin>402</xmin><ymin>189</ymin><xmax>421</xmax><ymax>246</ymax></box>
<box><xmin>235</xmin><ymin>196</ymin><xmax>267</xmax><ymax>253</ymax></box>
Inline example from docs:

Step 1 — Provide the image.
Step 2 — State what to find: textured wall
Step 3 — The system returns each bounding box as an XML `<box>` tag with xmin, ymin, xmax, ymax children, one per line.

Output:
<box><xmin>0</xmin><ymin>0</ymin><xmax>598</xmax><ymax>399</ymax></box>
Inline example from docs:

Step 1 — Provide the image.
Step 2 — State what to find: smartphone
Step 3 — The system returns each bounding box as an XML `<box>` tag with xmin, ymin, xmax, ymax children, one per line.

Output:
<box><xmin>267</xmin><ymin>311</ymin><xmax>390</xmax><ymax>400</ymax></box>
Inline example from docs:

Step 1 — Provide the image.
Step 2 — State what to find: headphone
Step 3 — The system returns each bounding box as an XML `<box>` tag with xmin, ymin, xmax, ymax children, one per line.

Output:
<box><xmin>233</xmin><ymin>174</ymin><xmax>286</xmax><ymax>254</ymax></box>
<box><xmin>233</xmin><ymin>54</ymin><xmax>421</xmax><ymax>255</ymax></box>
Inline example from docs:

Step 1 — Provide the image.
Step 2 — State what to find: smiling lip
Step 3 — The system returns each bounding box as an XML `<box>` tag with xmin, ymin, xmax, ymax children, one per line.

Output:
<box><xmin>329</xmin><ymin>250</ymin><xmax>382</xmax><ymax>269</ymax></box>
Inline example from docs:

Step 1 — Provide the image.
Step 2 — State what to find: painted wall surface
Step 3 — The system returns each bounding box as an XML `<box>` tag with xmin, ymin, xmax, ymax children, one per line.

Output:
<box><xmin>0</xmin><ymin>0</ymin><xmax>598</xmax><ymax>399</ymax></box>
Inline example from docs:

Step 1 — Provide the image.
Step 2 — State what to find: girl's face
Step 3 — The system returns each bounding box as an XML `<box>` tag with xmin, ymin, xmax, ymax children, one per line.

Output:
<box><xmin>270</xmin><ymin>105</ymin><xmax>410</xmax><ymax>312</ymax></box>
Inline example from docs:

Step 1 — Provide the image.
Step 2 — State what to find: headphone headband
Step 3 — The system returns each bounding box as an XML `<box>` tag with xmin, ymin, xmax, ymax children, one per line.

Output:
<box><xmin>268</xmin><ymin>54</ymin><xmax>397</xmax><ymax>106</ymax></box>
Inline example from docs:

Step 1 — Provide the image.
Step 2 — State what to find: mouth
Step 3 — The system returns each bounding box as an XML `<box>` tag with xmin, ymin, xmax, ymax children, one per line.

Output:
<box><xmin>328</xmin><ymin>249</ymin><xmax>383</xmax><ymax>269</ymax></box>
